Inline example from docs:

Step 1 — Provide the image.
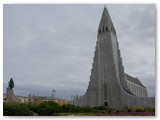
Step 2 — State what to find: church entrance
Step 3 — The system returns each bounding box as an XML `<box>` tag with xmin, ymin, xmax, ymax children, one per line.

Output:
<box><xmin>104</xmin><ymin>82</ymin><xmax>108</xmax><ymax>106</ymax></box>
<box><xmin>104</xmin><ymin>101</ymin><xmax>108</xmax><ymax>106</ymax></box>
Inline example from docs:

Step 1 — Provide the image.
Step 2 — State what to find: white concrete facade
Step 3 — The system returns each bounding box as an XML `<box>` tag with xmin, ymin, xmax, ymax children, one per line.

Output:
<box><xmin>126</xmin><ymin>80</ymin><xmax>147</xmax><ymax>97</ymax></box>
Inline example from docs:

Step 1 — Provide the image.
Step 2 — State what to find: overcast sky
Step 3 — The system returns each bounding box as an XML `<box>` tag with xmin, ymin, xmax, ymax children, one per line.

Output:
<box><xmin>3</xmin><ymin>4</ymin><xmax>155</xmax><ymax>100</ymax></box>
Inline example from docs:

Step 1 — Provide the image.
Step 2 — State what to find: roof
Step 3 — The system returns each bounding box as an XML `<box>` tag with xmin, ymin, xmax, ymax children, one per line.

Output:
<box><xmin>98</xmin><ymin>6</ymin><xmax>116</xmax><ymax>33</ymax></box>
<box><xmin>125</xmin><ymin>73</ymin><xmax>146</xmax><ymax>88</ymax></box>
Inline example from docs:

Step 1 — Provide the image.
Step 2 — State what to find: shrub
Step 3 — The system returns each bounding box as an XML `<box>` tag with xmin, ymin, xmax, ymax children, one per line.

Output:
<box><xmin>144</xmin><ymin>107</ymin><xmax>155</xmax><ymax>112</ymax></box>
<box><xmin>26</xmin><ymin>103</ymin><xmax>39</xmax><ymax>113</ymax></box>
<box><xmin>132</xmin><ymin>106</ymin><xmax>145</xmax><ymax>112</ymax></box>
<box><xmin>120</xmin><ymin>108</ymin><xmax>128</xmax><ymax>112</ymax></box>
<box><xmin>3</xmin><ymin>103</ymin><xmax>32</xmax><ymax>116</ymax></box>
<box><xmin>93</xmin><ymin>106</ymin><xmax>111</xmax><ymax>113</ymax></box>
<box><xmin>81</xmin><ymin>106</ymin><xmax>93</xmax><ymax>113</ymax></box>
<box><xmin>36</xmin><ymin>101</ymin><xmax>61</xmax><ymax>116</ymax></box>
<box><xmin>61</xmin><ymin>104</ymin><xmax>80</xmax><ymax>113</ymax></box>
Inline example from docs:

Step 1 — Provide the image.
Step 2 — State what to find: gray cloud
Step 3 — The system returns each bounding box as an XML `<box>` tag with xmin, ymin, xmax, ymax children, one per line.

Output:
<box><xmin>3</xmin><ymin>4</ymin><xmax>155</xmax><ymax>99</ymax></box>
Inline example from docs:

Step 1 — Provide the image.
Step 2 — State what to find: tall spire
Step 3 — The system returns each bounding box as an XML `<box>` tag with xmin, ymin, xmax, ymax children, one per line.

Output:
<box><xmin>98</xmin><ymin>6</ymin><xmax>116</xmax><ymax>35</ymax></box>
<box><xmin>71</xmin><ymin>6</ymin><xmax>154</xmax><ymax>109</ymax></box>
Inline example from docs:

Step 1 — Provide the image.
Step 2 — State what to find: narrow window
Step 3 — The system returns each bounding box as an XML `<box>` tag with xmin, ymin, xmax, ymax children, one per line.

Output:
<box><xmin>106</xmin><ymin>27</ymin><xmax>108</xmax><ymax>31</ymax></box>
<box><xmin>99</xmin><ymin>29</ymin><xmax>101</xmax><ymax>34</ymax></box>
<box><xmin>103</xmin><ymin>26</ymin><xmax>104</xmax><ymax>32</ymax></box>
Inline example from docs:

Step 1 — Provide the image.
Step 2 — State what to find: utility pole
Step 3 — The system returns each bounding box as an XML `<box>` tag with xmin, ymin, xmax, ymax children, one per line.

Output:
<box><xmin>52</xmin><ymin>89</ymin><xmax>56</xmax><ymax>101</ymax></box>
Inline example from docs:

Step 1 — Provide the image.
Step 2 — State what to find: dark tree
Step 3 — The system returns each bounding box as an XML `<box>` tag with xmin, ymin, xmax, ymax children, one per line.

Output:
<box><xmin>8</xmin><ymin>78</ymin><xmax>14</xmax><ymax>89</ymax></box>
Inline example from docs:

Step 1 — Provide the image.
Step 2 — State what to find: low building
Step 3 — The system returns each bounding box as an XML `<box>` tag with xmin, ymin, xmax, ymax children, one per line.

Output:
<box><xmin>3</xmin><ymin>94</ymin><xmax>68</xmax><ymax>105</ymax></box>
<box><xmin>125</xmin><ymin>74</ymin><xmax>148</xmax><ymax>97</ymax></box>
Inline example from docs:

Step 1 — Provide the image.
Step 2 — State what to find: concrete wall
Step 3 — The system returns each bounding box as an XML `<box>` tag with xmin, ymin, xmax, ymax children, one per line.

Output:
<box><xmin>121</xmin><ymin>89</ymin><xmax>155</xmax><ymax>108</ymax></box>
<box><xmin>126</xmin><ymin>80</ymin><xmax>148</xmax><ymax>97</ymax></box>
<box><xmin>71</xmin><ymin>85</ymin><xmax>154</xmax><ymax>108</ymax></box>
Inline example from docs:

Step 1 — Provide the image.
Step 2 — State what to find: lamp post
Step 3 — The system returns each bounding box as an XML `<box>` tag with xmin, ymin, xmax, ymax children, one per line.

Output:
<box><xmin>52</xmin><ymin>89</ymin><xmax>56</xmax><ymax>101</ymax></box>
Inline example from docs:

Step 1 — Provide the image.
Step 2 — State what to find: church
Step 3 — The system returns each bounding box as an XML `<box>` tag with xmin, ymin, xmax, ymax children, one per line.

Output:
<box><xmin>71</xmin><ymin>6</ymin><xmax>154</xmax><ymax>109</ymax></box>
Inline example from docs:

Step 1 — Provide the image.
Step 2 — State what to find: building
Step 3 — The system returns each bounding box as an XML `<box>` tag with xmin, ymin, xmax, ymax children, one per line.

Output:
<box><xmin>71</xmin><ymin>6</ymin><xmax>154</xmax><ymax>109</ymax></box>
<box><xmin>3</xmin><ymin>93</ymin><xmax>68</xmax><ymax>105</ymax></box>
<box><xmin>125</xmin><ymin>74</ymin><xmax>148</xmax><ymax>97</ymax></box>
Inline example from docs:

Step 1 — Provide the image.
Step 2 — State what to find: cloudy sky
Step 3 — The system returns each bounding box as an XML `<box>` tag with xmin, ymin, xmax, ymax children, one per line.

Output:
<box><xmin>3</xmin><ymin>4</ymin><xmax>155</xmax><ymax>100</ymax></box>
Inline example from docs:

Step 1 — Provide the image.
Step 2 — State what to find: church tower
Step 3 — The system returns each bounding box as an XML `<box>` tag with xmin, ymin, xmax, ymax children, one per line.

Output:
<box><xmin>71</xmin><ymin>6</ymin><xmax>154</xmax><ymax>109</ymax></box>
<box><xmin>84</xmin><ymin>6</ymin><xmax>126</xmax><ymax>108</ymax></box>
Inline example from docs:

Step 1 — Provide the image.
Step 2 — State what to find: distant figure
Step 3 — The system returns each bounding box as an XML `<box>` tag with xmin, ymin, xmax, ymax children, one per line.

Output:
<box><xmin>8</xmin><ymin>78</ymin><xmax>14</xmax><ymax>89</ymax></box>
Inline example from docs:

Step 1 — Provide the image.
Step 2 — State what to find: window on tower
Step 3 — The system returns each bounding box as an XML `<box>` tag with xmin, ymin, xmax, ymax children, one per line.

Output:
<box><xmin>99</xmin><ymin>29</ymin><xmax>101</xmax><ymax>34</ymax></box>
<box><xmin>106</xmin><ymin>27</ymin><xmax>108</xmax><ymax>31</ymax></box>
<box><xmin>103</xmin><ymin>26</ymin><xmax>104</xmax><ymax>32</ymax></box>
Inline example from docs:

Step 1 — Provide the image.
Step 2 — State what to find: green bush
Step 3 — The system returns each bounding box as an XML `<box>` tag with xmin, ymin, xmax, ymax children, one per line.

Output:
<box><xmin>126</xmin><ymin>106</ymin><xmax>145</xmax><ymax>112</ymax></box>
<box><xmin>4</xmin><ymin>101</ymin><xmax>154</xmax><ymax>116</ymax></box>
<box><xmin>81</xmin><ymin>106</ymin><xmax>93</xmax><ymax>113</ymax></box>
<box><xmin>61</xmin><ymin>104</ymin><xmax>80</xmax><ymax>113</ymax></box>
<box><xmin>3</xmin><ymin>101</ymin><xmax>62</xmax><ymax>116</ymax></box>
<box><xmin>144</xmin><ymin>107</ymin><xmax>155</xmax><ymax>112</ymax></box>
<box><xmin>3</xmin><ymin>103</ymin><xmax>32</xmax><ymax>116</ymax></box>
<box><xmin>132</xmin><ymin>106</ymin><xmax>145</xmax><ymax>112</ymax></box>
<box><xmin>120</xmin><ymin>108</ymin><xmax>128</xmax><ymax>112</ymax></box>
<box><xmin>93</xmin><ymin>106</ymin><xmax>111</xmax><ymax>113</ymax></box>
<box><xmin>26</xmin><ymin>103</ymin><xmax>38</xmax><ymax>113</ymax></box>
<box><xmin>36</xmin><ymin>101</ymin><xmax>61</xmax><ymax>116</ymax></box>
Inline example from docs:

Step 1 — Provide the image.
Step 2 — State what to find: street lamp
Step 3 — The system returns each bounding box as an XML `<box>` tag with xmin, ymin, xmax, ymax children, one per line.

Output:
<box><xmin>52</xmin><ymin>89</ymin><xmax>56</xmax><ymax>101</ymax></box>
